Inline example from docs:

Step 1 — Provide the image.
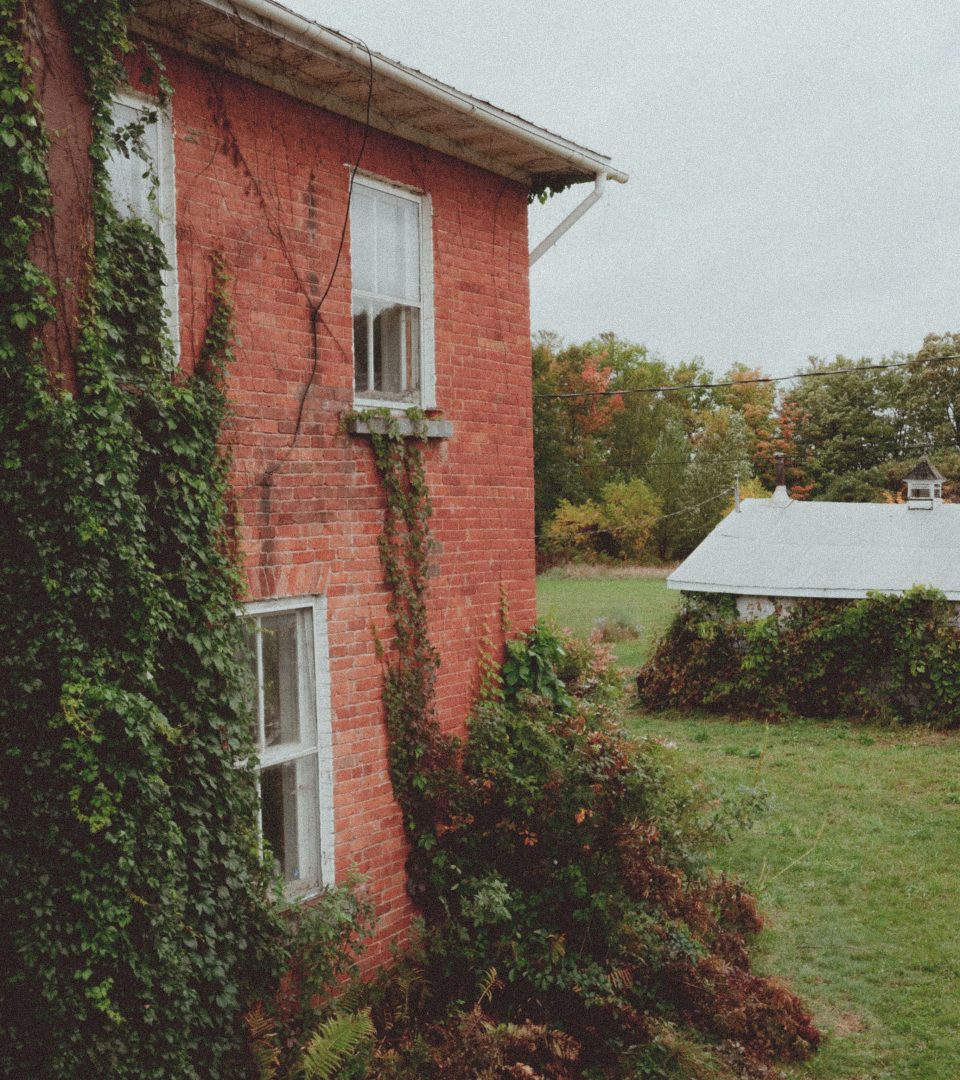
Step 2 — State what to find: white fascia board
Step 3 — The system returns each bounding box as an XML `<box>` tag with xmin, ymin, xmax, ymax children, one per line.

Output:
<box><xmin>672</xmin><ymin>581</ymin><xmax>960</xmax><ymax>601</ymax></box>
<box><xmin>139</xmin><ymin>0</ymin><xmax>628</xmax><ymax>188</ymax></box>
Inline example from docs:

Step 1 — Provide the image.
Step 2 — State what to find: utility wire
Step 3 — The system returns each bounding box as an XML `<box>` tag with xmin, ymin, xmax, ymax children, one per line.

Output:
<box><xmin>537</xmin><ymin>486</ymin><xmax>737</xmax><ymax>542</ymax></box>
<box><xmin>652</xmin><ymin>486</ymin><xmax>736</xmax><ymax>522</ymax></box>
<box><xmin>534</xmin><ymin>353</ymin><xmax>960</xmax><ymax>400</ymax></box>
<box><xmin>256</xmin><ymin>34</ymin><xmax>375</xmax><ymax>488</ymax></box>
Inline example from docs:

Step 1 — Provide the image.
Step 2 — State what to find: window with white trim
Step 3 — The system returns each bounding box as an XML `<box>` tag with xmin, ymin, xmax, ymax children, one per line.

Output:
<box><xmin>105</xmin><ymin>89</ymin><xmax>180</xmax><ymax>357</ymax></box>
<box><xmin>244</xmin><ymin>597</ymin><xmax>334</xmax><ymax>899</ymax></box>
<box><xmin>350</xmin><ymin>175</ymin><xmax>435</xmax><ymax>408</ymax></box>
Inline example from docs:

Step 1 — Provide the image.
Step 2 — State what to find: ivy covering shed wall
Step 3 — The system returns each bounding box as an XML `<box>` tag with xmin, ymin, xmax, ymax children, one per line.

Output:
<box><xmin>638</xmin><ymin>588</ymin><xmax>960</xmax><ymax>726</ymax></box>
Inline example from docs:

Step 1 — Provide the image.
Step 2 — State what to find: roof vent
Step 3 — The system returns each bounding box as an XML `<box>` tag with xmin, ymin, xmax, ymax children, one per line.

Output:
<box><xmin>771</xmin><ymin>451</ymin><xmax>791</xmax><ymax>506</ymax></box>
<box><xmin>903</xmin><ymin>455</ymin><xmax>944</xmax><ymax>509</ymax></box>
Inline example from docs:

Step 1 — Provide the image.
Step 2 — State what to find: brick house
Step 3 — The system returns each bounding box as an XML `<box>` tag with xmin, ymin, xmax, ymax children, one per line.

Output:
<box><xmin>33</xmin><ymin>0</ymin><xmax>626</xmax><ymax>965</ymax></box>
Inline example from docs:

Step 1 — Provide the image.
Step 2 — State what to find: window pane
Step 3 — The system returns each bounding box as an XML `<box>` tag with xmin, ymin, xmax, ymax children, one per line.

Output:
<box><xmin>243</xmin><ymin>622</ymin><xmax>260</xmax><ymax>742</ymax></box>
<box><xmin>377</xmin><ymin>193</ymin><xmax>419</xmax><ymax>302</ymax></box>
<box><xmin>372</xmin><ymin>303</ymin><xmax>419</xmax><ymax>397</ymax></box>
<box><xmin>260</xmin><ymin>758</ymin><xmax>320</xmax><ymax>895</ymax></box>
<box><xmin>353</xmin><ymin>308</ymin><xmax>370</xmax><ymax>392</ymax></box>
<box><xmin>350</xmin><ymin>186</ymin><xmax>377</xmax><ymax>294</ymax></box>
<box><xmin>106</xmin><ymin>100</ymin><xmax>160</xmax><ymax>230</ymax></box>
<box><xmin>260</xmin><ymin>612</ymin><xmax>300</xmax><ymax>747</ymax></box>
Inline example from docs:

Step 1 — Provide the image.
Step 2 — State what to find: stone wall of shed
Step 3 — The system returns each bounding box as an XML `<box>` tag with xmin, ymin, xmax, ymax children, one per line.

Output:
<box><xmin>157</xmin><ymin>47</ymin><xmax>536</xmax><ymax>968</ymax></box>
<box><xmin>735</xmin><ymin>595</ymin><xmax>795</xmax><ymax>621</ymax></box>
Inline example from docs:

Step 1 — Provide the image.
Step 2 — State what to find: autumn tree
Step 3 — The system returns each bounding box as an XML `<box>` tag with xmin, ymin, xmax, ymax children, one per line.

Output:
<box><xmin>902</xmin><ymin>332</ymin><xmax>960</xmax><ymax>453</ymax></box>
<box><xmin>670</xmin><ymin>406</ymin><xmax>754</xmax><ymax>554</ymax></box>
<box><xmin>775</xmin><ymin>356</ymin><xmax>910</xmax><ymax>499</ymax></box>
<box><xmin>532</xmin><ymin>333</ymin><xmax>623</xmax><ymax>531</ymax></box>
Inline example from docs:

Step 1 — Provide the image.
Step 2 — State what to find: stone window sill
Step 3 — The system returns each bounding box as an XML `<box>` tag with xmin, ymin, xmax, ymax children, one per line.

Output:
<box><xmin>345</xmin><ymin>415</ymin><xmax>453</xmax><ymax>439</ymax></box>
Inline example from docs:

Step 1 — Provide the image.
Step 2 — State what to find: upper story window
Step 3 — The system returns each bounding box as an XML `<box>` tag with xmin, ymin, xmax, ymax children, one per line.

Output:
<box><xmin>244</xmin><ymin>597</ymin><xmax>335</xmax><ymax>899</ymax></box>
<box><xmin>105</xmin><ymin>89</ymin><xmax>180</xmax><ymax>358</ymax></box>
<box><xmin>350</xmin><ymin>175</ymin><xmax>435</xmax><ymax>409</ymax></box>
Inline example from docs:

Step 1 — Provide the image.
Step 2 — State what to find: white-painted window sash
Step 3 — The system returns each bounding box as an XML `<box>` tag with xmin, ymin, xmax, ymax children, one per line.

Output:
<box><xmin>350</xmin><ymin>174</ymin><xmax>435</xmax><ymax>411</ymax></box>
<box><xmin>353</xmin><ymin>287</ymin><xmax>424</xmax><ymax>310</ymax></box>
<box><xmin>242</xmin><ymin>595</ymin><xmax>335</xmax><ymax>897</ymax></box>
<box><xmin>108</xmin><ymin>88</ymin><xmax>180</xmax><ymax>363</ymax></box>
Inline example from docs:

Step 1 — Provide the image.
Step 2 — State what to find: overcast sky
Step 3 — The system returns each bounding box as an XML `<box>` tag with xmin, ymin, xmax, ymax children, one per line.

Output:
<box><xmin>293</xmin><ymin>1</ymin><xmax>960</xmax><ymax>377</ymax></box>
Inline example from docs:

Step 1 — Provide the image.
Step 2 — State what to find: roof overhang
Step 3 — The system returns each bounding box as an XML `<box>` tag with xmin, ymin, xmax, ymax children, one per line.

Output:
<box><xmin>132</xmin><ymin>0</ymin><xmax>629</xmax><ymax>191</ymax></box>
<box><xmin>667</xmin><ymin>579</ymin><xmax>960</xmax><ymax>602</ymax></box>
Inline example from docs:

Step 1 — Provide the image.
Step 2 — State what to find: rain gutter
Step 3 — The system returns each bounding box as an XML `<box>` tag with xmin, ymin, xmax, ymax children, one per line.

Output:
<box><xmin>194</xmin><ymin>0</ymin><xmax>629</xmax><ymax>189</ymax></box>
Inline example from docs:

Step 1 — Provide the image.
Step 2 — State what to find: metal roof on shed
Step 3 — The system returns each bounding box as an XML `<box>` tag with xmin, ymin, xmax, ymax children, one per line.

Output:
<box><xmin>133</xmin><ymin>0</ymin><xmax>628</xmax><ymax>190</ymax></box>
<box><xmin>668</xmin><ymin>496</ymin><xmax>960</xmax><ymax>601</ymax></box>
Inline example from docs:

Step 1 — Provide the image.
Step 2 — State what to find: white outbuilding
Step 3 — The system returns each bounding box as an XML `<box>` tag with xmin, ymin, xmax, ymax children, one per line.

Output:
<box><xmin>667</xmin><ymin>457</ymin><xmax>960</xmax><ymax>620</ymax></box>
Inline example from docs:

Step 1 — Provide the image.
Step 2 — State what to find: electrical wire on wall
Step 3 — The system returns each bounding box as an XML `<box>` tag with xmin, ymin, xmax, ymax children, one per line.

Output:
<box><xmin>238</xmin><ymin>33</ymin><xmax>376</xmax><ymax>491</ymax></box>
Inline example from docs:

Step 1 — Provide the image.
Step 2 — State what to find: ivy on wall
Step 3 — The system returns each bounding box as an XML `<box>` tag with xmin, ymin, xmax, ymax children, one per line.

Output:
<box><xmin>354</xmin><ymin>410</ymin><xmax>463</xmax><ymax>904</ymax></box>
<box><xmin>0</xmin><ymin>3</ymin><xmax>284</xmax><ymax>1076</ymax></box>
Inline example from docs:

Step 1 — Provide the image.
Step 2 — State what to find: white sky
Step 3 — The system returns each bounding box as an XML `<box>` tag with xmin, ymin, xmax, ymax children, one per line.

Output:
<box><xmin>291</xmin><ymin>1</ymin><xmax>960</xmax><ymax>377</ymax></box>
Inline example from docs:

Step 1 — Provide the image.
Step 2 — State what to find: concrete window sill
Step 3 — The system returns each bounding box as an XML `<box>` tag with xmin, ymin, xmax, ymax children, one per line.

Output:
<box><xmin>346</xmin><ymin>415</ymin><xmax>453</xmax><ymax>439</ymax></box>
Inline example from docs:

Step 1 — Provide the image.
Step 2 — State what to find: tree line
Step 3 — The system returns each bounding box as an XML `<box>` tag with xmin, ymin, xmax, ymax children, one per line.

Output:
<box><xmin>533</xmin><ymin>330</ymin><xmax>960</xmax><ymax>564</ymax></box>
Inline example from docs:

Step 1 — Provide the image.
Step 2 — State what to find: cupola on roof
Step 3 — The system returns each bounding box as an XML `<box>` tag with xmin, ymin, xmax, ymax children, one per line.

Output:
<box><xmin>903</xmin><ymin>455</ymin><xmax>945</xmax><ymax>483</ymax></box>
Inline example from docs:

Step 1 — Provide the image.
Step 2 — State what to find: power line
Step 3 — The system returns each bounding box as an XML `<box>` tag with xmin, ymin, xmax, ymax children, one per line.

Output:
<box><xmin>537</xmin><ymin>485</ymin><xmax>737</xmax><ymax>543</ymax></box>
<box><xmin>653</xmin><ymin>486</ymin><xmax>735</xmax><ymax>522</ymax></box>
<box><xmin>534</xmin><ymin>353</ymin><xmax>960</xmax><ymax>401</ymax></box>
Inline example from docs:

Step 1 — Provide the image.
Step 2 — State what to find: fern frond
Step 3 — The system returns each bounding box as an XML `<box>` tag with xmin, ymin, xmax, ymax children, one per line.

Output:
<box><xmin>607</xmin><ymin>965</ymin><xmax>634</xmax><ymax>992</ymax></box>
<box><xmin>546</xmin><ymin>1028</ymin><xmax>580</xmax><ymax>1062</ymax></box>
<box><xmin>476</xmin><ymin>965</ymin><xmax>500</xmax><ymax>1006</ymax></box>
<box><xmin>297</xmin><ymin>1010</ymin><xmax>375</xmax><ymax>1080</ymax></box>
<box><xmin>244</xmin><ymin>1003</ymin><xmax>281</xmax><ymax>1080</ymax></box>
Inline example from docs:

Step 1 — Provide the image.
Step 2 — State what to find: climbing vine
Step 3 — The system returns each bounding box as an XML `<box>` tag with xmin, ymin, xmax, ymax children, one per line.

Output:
<box><xmin>354</xmin><ymin>410</ymin><xmax>462</xmax><ymax>900</ymax></box>
<box><xmin>0</xmin><ymin>4</ymin><xmax>284</xmax><ymax>1077</ymax></box>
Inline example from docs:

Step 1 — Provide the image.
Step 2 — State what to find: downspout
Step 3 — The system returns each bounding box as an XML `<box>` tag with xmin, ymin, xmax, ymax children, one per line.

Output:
<box><xmin>529</xmin><ymin>173</ymin><xmax>606</xmax><ymax>267</ymax></box>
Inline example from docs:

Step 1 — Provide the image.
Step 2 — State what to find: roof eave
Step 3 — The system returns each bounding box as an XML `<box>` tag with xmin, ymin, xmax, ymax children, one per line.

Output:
<box><xmin>132</xmin><ymin>0</ymin><xmax>629</xmax><ymax>190</ymax></box>
<box><xmin>669</xmin><ymin>581</ymin><xmax>960</xmax><ymax>602</ymax></box>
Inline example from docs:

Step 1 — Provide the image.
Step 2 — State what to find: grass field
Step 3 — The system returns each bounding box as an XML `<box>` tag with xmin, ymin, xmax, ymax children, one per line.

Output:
<box><xmin>536</xmin><ymin>567</ymin><xmax>679</xmax><ymax>669</ymax></box>
<box><xmin>537</xmin><ymin>570</ymin><xmax>960</xmax><ymax>1080</ymax></box>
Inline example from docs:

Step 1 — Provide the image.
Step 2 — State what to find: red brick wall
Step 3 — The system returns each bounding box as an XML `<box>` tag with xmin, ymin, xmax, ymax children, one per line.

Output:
<box><xmin>24</xmin><ymin>0</ymin><xmax>94</xmax><ymax>389</ymax></box>
<box><xmin>163</xmin><ymin>50</ymin><xmax>537</xmax><ymax>965</ymax></box>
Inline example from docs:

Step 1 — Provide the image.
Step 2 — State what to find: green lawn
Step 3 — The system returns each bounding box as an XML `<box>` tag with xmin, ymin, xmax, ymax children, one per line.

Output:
<box><xmin>538</xmin><ymin>570</ymin><xmax>960</xmax><ymax>1080</ymax></box>
<box><xmin>536</xmin><ymin>568</ymin><xmax>679</xmax><ymax>669</ymax></box>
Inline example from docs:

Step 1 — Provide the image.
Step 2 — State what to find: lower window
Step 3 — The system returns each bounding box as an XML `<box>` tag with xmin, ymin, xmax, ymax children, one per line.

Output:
<box><xmin>244</xmin><ymin>597</ymin><xmax>334</xmax><ymax>898</ymax></box>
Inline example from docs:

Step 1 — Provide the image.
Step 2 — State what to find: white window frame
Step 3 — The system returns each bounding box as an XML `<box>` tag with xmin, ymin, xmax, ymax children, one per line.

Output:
<box><xmin>349</xmin><ymin>172</ymin><xmax>435</xmax><ymax>411</ymax></box>
<box><xmin>108</xmin><ymin>88</ymin><xmax>180</xmax><ymax>361</ymax></box>
<box><xmin>244</xmin><ymin>595</ymin><xmax>335</xmax><ymax>899</ymax></box>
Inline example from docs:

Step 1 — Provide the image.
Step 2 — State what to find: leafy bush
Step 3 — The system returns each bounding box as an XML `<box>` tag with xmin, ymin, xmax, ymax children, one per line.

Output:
<box><xmin>542</xmin><ymin>479</ymin><xmax>662</xmax><ymax>563</ymax></box>
<box><xmin>638</xmin><ymin>587</ymin><xmax>960</xmax><ymax>726</ymax></box>
<box><xmin>371</xmin><ymin>622</ymin><xmax>818</xmax><ymax>1078</ymax></box>
<box><xmin>247</xmin><ymin>879</ymin><xmax>376</xmax><ymax>1078</ymax></box>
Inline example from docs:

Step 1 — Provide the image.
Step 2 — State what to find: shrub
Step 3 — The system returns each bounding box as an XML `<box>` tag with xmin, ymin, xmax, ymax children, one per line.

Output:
<box><xmin>375</xmin><ymin>622</ymin><xmax>818</xmax><ymax>1078</ymax></box>
<box><xmin>542</xmin><ymin>479</ymin><xmax>662</xmax><ymax>563</ymax></box>
<box><xmin>638</xmin><ymin>587</ymin><xmax>960</xmax><ymax>726</ymax></box>
<box><xmin>541</xmin><ymin>498</ymin><xmax>605</xmax><ymax>562</ymax></box>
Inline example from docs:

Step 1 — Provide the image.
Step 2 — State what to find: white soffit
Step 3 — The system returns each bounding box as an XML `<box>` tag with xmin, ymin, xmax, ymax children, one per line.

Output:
<box><xmin>668</xmin><ymin>498</ymin><xmax>960</xmax><ymax>602</ymax></box>
<box><xmin>132</xmin><ymin>0</ymin><xmax>628</xmax><ymax>190</ymax></box>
